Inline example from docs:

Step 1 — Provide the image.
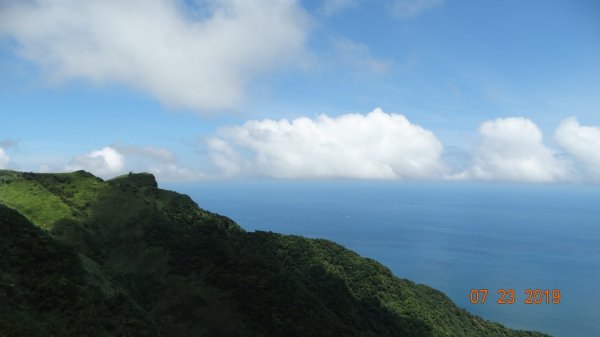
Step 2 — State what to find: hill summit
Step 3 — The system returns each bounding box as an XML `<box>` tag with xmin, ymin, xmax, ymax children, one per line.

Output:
<box><xmin>0</xmin><ymin>170</ymin><xmax>550</xmax><ymax>337</ymax></box>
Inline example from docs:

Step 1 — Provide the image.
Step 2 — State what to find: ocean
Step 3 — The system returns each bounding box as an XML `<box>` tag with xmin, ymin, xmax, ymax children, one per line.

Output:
<box><xmin>168</xmin><ymin>181</ymin><xmax>600</xmax><ymax>337</ymax></box>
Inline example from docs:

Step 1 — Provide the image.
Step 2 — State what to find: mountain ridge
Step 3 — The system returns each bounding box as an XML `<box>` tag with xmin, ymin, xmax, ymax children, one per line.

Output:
<box><xmin>0</xmin><ymin>170</ymin><xmax>551</xmax><ymax>337</ymax></box>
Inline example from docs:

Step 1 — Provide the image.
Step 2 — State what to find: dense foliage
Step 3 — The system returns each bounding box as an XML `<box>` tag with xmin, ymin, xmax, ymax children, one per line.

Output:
<box><xmin>0</xmin><ymin>204</ymin><xmax>160</xmax><ymax>337</ymax></box>
<box><xmin>0</xmin><ymin>170</ymin><xmax>550</xmax><ymax>337</ymax></box>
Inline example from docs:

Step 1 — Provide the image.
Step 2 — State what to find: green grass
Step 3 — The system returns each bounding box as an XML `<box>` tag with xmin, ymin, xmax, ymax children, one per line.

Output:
<box><xmin>0</xmin><ymin>170</ymin><xmax>109</xmax><ymax>230</ymax></box>
<box><xmin>0</xmin><ymin>171</ymin><xmax>74</xmax><ymax>229</ymax></box>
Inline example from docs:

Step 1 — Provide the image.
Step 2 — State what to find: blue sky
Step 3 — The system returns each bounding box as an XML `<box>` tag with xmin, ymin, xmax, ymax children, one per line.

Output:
<box><xmin>0</xmin><ymin>0</ymin><xmax>599</xmax><ymax>182</ymax></box>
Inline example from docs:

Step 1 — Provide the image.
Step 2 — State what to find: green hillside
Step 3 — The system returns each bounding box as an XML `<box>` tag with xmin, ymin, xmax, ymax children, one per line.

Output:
<box><xmin>0</xmin><ymin>170</ymin><xmax>550</xmax><ymax>337</ymax></box>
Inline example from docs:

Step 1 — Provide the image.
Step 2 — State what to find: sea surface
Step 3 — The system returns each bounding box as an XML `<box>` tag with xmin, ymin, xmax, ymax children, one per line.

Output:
<box><xmin>168</xmin><ymin>181</ymin><xmax>600</xmax><ymax>337</ymax></box>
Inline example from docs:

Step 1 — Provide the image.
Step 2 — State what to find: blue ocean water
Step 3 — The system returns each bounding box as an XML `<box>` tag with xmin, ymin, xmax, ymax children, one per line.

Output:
<box><xmin>168</xmin><ymin>181</ymin><xmax>600</xmax><ymax>337</ymax></box>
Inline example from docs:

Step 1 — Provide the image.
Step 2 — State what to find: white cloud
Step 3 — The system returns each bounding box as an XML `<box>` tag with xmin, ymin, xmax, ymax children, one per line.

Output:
<box><xmin>555</xmin><ymin>117</ymin><xmax>600</xmax><ymax>181</ymax></box>
<box><xmin>207</xmin><ymin>108</ymin><xmax>446</xmax><ymax>179</ymax></box>
<box><xmin>67</xmin><ymin>144</ymin><xmax>203</xmax><ymax>181</ymax></box>
<box><xmin>468</xmin><ymin>117</ymin><xmax>570</xmax><ymax>182</ymax></box>
<box><xmin>391</xmin><ymin>0</ymin><xmax>444</xmax><ymax>19</ymax></box>
<box><xmin>67</xmin><ymin>146</ymin><xmax>125</xmax><ymax>177</ymax></box>
<box><xmin>0</xmin><ymin>0</ymin><xmax>309</xmax><ymax>111</ymax></box>
<box><xmin>0</xmin><ymin>148</ymin><xmax>10</xmax><ymax>169</ymax></box>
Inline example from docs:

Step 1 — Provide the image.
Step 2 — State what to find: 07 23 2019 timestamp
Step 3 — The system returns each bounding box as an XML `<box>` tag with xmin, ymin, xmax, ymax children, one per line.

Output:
<box><xmin>469</xmin><ymin>289</ymin><xmax>561</xmax><ymax>305</ymax></box>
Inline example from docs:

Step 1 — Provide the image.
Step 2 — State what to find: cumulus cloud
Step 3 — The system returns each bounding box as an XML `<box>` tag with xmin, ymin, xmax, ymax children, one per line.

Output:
<box><xmin>468</xmin><ymin>117</ymin><xmax>570</xmax><ymax>182</ymax></box>
<box><xmin>0</xmin><ymin>148</ymin><xmax>10</xmax><ymax>169</ymax></box>
<box><xmin>391</xmin><ymin>0</ymin><xmax>444</xmax><ymax>19</ymax></box>
<box><xmin>0</xmin><ymin>0</ymin><xmax>309</xmax><ymax>111</ymax></box>
<box><xmin>67</xmin><ymin>146</ymin><xmax>125</xmax><ymax>177</ymax></box>
<box><xmin>67</xmin><ymin>144</ymin><xmax>203</xmax><ymax>181</ymax></box>
<box><xmin>207</xmin><ymin>108</ymin><xmax>446</xmax><ymax>179</ymax></box>
<box><xmin>555</xmin><ymin>117</ymin><xmax>600</xmax><ymax>181</ymax></box>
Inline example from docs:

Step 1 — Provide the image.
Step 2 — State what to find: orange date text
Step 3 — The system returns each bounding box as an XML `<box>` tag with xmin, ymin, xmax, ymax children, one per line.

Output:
<box><xmin>469</xmin><ymin>289</ymin><xmax>561</xmax><ymax>304</ymax></box>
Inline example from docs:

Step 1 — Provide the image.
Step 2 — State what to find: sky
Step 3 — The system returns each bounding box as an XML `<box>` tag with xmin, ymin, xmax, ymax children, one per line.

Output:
<box><xmin>0</xmin><ymin>0</ymin><xmax>599</xmax><ymax>183</ymax></box>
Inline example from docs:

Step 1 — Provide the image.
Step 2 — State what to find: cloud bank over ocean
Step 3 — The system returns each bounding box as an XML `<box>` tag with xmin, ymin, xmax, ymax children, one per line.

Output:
<box><xmin>555</xmin><ymin>118</ymin><xmax>600</xmax><ymax>182</ymax></box>
<box><xmin>208</xmin><ymin>108</ymin><xmax>445</xmax><ymax>179</ymax></box>
<box><xmin>206</xmin><ymin>109</ymin><xmax>598</xmax><ymax>183</ymax></box>
<box><xmin>21</xmin><ymin>108</ymin><xmax>593</xmax><ymax>183</ymax></box>
<box><xmin>466</xmin><ymin>117</ymin><xmax>570</xmax><ymax>183</ymax></box>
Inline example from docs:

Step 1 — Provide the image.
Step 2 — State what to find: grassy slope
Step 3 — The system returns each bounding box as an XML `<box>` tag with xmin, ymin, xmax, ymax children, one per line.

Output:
<box><xmin>0</xmin><ymin>170</ymin><xmax>551</xmax><ymax>337</ymax></box>
<box><xmin>0</xmin><ymin>204</ymin><xmax>161</xmax><ymax>337</ymax></box>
